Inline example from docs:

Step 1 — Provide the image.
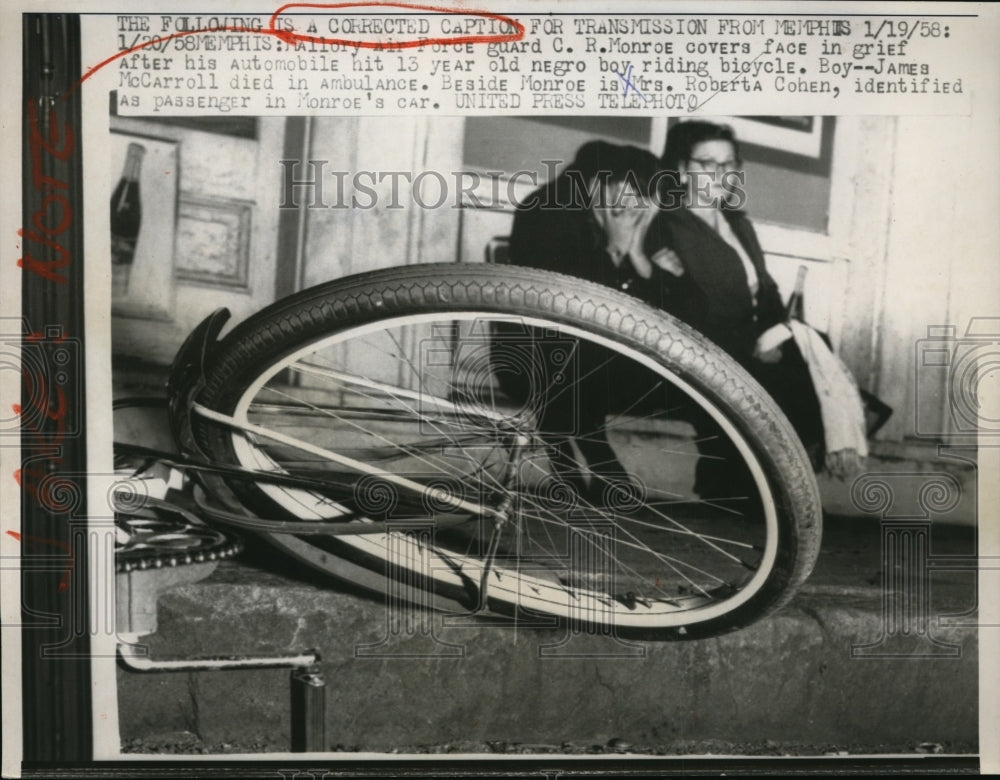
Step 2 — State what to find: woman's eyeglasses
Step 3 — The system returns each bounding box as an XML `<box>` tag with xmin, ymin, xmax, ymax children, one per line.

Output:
<box><xmin>687</xmin><ymin>157</ymin><xmax>740</xmax><ymax>171</ymax></box>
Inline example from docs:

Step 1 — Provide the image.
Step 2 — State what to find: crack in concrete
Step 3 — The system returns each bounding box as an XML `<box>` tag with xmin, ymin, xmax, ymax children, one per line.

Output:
<box><xmin>286</xmin><ymin>615</ymin><xmax>308</xmax><ymax>650</ymax></box>
<box><xmin>183</xmin><ymin>672</ymin><xmax>203</xmax><ymax>742</ymax></box>
<box><xmin>797</xmin><ymin>604</ymin><xmax>835</xmax><ymax>646</ymax></box>
<box><xmin>593</xmin><ymin>664</ymin><xmax>616</xmax><ymax>698</ymax></box>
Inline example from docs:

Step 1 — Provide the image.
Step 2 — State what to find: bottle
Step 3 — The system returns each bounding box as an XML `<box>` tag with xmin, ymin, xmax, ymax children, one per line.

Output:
<box><xmin>785</xmin><ymin>264</ymin><xmax>807</xmax><ymax>322</ymax></box>
<box><xmin>110</xmin><ymin>142</ymin><xmax>146</xmax><ymax>296</ymax></box>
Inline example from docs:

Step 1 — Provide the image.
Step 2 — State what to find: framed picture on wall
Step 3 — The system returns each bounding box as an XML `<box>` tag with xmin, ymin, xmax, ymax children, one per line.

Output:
<box><xmin>727</xmin><ymin>116</ymin><xmax>826</xmax><ymax>158</ymax></box>
<box><xmin>672</xmin><ymin>115</ymin><xmax>835</xmax><ymax>176</ymax></box>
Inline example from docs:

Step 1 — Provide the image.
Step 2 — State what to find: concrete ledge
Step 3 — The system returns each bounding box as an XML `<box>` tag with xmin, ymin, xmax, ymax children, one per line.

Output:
<box><xmin>117</xmin><ymin>518</ymin><xmax>978</xmax><ymax>754</ymax></box>
<box><xmin>112</xmin><ymin>366</ymin><xmax>980</xmax><ymax>754</ymax></box>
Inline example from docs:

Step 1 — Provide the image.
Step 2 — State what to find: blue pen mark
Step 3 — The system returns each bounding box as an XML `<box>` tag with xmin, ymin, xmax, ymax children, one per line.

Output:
<box><xmin>614</xmin><ymin>63</ymin><xmax>647</xmax><ymax>102</ymax></box>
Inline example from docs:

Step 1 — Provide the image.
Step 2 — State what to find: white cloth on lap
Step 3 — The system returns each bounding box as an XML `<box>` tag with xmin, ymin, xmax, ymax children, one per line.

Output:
<box><xmin>788</xmin><ymin>320</ymin><xmax>868</xmax><ymax>474</ymax></box>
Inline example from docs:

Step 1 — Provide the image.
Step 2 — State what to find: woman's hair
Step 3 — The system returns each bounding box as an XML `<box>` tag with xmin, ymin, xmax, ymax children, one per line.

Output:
<box><xmin>660</xmin><ymin>121</ymin><xmax>740</xmax><ymax>171</ymax></box>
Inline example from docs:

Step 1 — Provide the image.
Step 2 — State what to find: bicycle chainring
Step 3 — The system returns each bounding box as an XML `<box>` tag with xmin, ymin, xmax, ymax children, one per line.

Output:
<box><xmin>115</xmin><ymin>492</ymin><xmax>243</xmax><ymax>573</ymax></box>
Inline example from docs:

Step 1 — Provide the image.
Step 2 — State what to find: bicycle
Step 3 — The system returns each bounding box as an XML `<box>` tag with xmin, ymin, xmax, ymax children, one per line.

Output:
<box><xmin>115</xmin><ymin>262</ymin><xmax>822</xmax><ymax>640</ymax></box>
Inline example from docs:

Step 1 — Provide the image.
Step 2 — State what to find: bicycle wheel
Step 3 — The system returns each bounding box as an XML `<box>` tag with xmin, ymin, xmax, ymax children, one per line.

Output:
<box><xmin>191</xmin><ymin>263</ymin><xmax>821</xmax><ymax>638</ymax></box>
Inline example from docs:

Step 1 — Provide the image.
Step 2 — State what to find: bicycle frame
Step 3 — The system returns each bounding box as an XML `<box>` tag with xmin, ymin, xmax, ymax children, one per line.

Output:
<box><xmin>159</xmin><ymin>308</ymin><xmax>527</xmax><ymax>532</ymax></box>
<box><xmin>115</xmin><ymin>264</ymin><xmax>823</xmax><ymax>637</ymax></box>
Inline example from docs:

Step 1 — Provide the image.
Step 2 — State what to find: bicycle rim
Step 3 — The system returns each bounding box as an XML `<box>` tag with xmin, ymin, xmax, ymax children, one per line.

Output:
<box><xmin>210</xmin><ymin>304</ymin><xmax>799</xmax><ymax>634</ymax></box>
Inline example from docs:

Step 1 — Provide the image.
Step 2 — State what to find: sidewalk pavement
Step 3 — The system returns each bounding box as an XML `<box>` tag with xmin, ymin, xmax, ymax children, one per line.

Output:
<box><xmin>116</xmin><ymin>512</ymin><xmax>978</xmax><ymax>755</ymax></box>
<box><xmin>112</xmin><ymin>365</ymin><xmax>981</xmax><ymax>755</ymax></box>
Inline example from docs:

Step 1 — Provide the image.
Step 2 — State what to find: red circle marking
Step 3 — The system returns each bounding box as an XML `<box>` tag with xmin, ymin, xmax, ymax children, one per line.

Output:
<box><xmin>269</xmin><ymin>2</ymin><xmax>525</xmax><ymax>48</ymax></box>
<box><xmin>72</xmin><ymin>2</ymin><xmax>524</xmax><ymax>92</ymax></box>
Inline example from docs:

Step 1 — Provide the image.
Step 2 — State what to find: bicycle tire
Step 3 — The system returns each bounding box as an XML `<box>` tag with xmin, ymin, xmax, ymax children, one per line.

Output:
<box><xmin>191</xmin><ymin>263</ymin><xmax>821</xmax><ymax>638</ymax></box>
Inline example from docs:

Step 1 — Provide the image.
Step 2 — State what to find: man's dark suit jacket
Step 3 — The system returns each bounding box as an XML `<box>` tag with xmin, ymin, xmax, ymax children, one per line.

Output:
<box><xmin>505</xmin><ymin>183</ymin><xmax>822</xmax><ymax>466</ymax></box>
<box><xmin>509</xmin><ymin>177</ymin><xmax>785</xmax><ymax>366</ymax></box>
<box><xmin>508</xmin><ymin>176</ymin><xmax>626</xmax><ymax>290</ymax></box>
<box><xmin>503</xmin><ymin>177</ymin><xmax>650</xmax><ymax>426</ymax></box>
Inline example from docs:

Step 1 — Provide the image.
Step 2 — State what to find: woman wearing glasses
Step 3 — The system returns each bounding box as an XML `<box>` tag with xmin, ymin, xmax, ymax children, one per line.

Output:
<box><xmin>649</xmin><ymin>120</ymin><xmax>825</xmax><ymax>494</ymax></box>
<box><xmin>652</xmin><ymin>121</ymin><xmax>788</xmax><ymax>365</ymax></box>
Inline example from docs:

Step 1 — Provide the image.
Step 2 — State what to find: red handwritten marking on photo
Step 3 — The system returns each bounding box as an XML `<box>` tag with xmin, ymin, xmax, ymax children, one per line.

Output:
<box><xmin>20</xmin><ymin>368</ymin><xmax>69</xmax><ymax>436</ymax></box>
<box><xmin>72</xmin><ymin>1</ymin><xmax>525</xmax><ymax>93</ymax></box>
<box><xmin>25</xmin><ymin>332</ymin><xmax>68</xmax><ymax>343</ymax></box>
<box><xmin>18</xmin><ymin>101</ymin><xmax>75</xmax><ymax>283</ymax></box>
<box><xmin>12</xmin><ymin>366</ymin><xmax>69</xmax><ymax>515</ymax></box>
<box><xmin>16</xmin><ymin>1</ymin><xmax>524</xmax><ymax>596</ymax></box>
<box><xmin>6</xmin><ymin>530</ymin><xmax>75</xmax><ymax>592</ymax></box>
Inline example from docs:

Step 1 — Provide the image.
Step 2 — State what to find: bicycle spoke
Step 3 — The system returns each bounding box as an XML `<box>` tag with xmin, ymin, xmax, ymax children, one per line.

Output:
<box><xmin>201</xmin><ymin>289</ymin><xmax>804</xmax><ymax>632</ymax></box>
<box><xmin>515</xmin><ymin>509</ymin><xmax>721</xmax><ymax>600</ymax></box>
<box><xmin>500</xmin><ymin>467</ymin><xmax>750</xmax><ymax>601</ymax></box>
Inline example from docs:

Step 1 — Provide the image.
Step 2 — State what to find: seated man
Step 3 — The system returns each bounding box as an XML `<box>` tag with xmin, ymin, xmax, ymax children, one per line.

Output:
<box><xmin>498</xmin><ymin>141</ymin><xmax>673</xmax><ymax>503</ymax></box>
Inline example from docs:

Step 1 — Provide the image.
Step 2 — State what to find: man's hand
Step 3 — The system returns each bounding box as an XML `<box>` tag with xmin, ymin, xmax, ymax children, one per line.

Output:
<box><xmin>596</xmin><ymin>207</ymin><xmax>642</xmax><ymax>257</ymax></box>
<box><xmin>754</xmin><ymin>345</ymin><xmax>784</xmax><ymax>364</ymax></box>
<box><xmin>650</xmin><ymin>247</ymin><xmax>685</xmax><ymax>277</ymax></box>
<box><xmin>626</xmin><ymin>203</ymin><xmax>658</xmax><ymax>260</ymax></box>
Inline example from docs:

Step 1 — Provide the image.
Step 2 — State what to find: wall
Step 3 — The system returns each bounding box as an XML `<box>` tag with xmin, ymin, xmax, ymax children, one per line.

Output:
<box><xmin>111</xmin><ymin>113</ymin><xmax>997</xmax><ymax>458</ymax></box>
<box><xmin>110</xmin><ymin>116</ymin><xmax>287</xmax><ymax>364</ymax></box>
<box><xmin>835</xmin><ymin>115</ymin><xmax>999</xmax><ymax>449</ymax></box>
<box><xmin>297</xmin><ymin>116</ymin><xmax>464</xmax><ymax>288</ymax></box>
<box><xmin>457</xmin><ymin>114</ymin><xmax>995</xmax><ymax>457</ymax></box>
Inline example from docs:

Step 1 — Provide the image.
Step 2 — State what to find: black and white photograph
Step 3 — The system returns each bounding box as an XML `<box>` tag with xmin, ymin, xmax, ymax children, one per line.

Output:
<box><xmin>3</xmin><ymin>2</ymin><xmax>998</xmax><ymax>776</ymax></box>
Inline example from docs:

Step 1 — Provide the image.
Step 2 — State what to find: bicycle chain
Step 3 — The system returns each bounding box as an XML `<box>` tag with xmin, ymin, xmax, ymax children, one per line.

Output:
<box><xmin>115</xmin><ymin>491</ymin><xmax>243</xmax><ymax>574</ymax></box>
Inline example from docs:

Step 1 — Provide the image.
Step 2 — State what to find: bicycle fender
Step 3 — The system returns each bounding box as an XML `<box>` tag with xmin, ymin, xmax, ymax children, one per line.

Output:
<box><xmin>167</xmin><ymin>308</ymin><xmax>231</xmax><ymax>459</ymax></box>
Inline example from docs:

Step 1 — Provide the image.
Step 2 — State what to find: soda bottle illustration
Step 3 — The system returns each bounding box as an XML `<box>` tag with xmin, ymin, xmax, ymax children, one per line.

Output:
<box><xmin>785</xmin><ymin>264</ymin><xmax>807</xmax><ymax>323</ymax></box>
<box><xmin>110</xmin><ymin>142</ymin><xmax>146</xmax><ymax>296</ymax></box>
